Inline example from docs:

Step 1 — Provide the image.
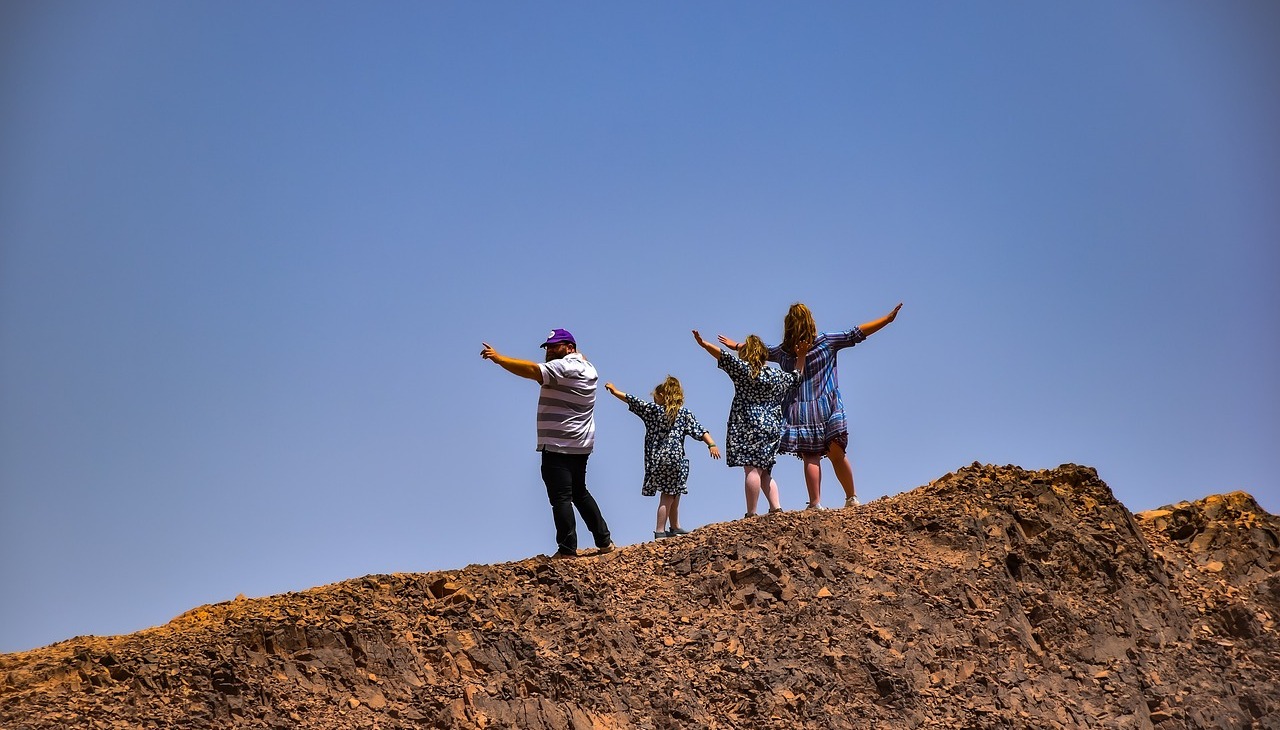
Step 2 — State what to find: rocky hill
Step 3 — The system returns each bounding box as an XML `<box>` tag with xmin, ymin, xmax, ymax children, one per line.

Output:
<box><xmin>2</xmin><ymin>463</ymin><xmax>1277</xmax><ymax>729</ymax></box>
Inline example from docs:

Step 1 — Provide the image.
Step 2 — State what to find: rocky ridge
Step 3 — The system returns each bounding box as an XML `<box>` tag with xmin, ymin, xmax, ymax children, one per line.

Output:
<box><xmin>1</xmin><ymin>463</ymin><xmax>1277</xmax><ymax>729</ymax></box>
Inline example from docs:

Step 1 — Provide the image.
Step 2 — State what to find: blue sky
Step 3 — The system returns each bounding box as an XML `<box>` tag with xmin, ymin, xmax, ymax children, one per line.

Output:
<box><xmin>2</xmin><ymin>2</ymin><xmax>1276</xmax><ymax>654</ymax></box>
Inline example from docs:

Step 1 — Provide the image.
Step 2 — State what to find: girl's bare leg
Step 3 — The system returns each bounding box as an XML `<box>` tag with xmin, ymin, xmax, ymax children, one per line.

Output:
<box><xmin>763</xmin><ymin>472</ymin><xmax>782</xmax><ymax>511</ymax></box>
<box><xmin>656</xmin><ymin>494</ymin><xmax>673</xmax><ymax>533</ymax></box>
<box><xmin>744</xmin><ymin>467</ymin><xmax>763</xmax><ymax>515</ymax></box>
<box><xmin>667</xmin><ymin>494</ymin><xmax>682</xmax><ymax>530</ymax></box>
<box><xmin>827</xmin><ymin>440</ymin><xmax>857</xmax><ymax>500</ymax></box>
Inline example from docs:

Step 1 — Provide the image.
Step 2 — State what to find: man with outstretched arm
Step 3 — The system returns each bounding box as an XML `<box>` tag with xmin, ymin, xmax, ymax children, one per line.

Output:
<box><xmin>480</xmin><ymin>329</ymin><xmax>614</xmax><ymax>559</ymax></box>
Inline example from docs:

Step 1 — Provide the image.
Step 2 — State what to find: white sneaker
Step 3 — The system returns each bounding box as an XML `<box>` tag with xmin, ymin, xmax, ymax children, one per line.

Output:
<box><xmin>844</xmin><ymin>496</ymin><xmax>861</xmax><ymax>508</ymax></box>
<box><xmin>805</xmin><ymin>502</ymin><xmax>827</xmax><ymax>511</ymax></box>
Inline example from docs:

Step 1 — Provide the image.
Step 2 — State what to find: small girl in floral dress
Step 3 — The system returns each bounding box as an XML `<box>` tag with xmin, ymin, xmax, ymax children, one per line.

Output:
<box><xmin>605</xmin><ymin>376</ymin><xmax>721</xmax><ymax>540</ymax></box>
<box><xmin>692</xmin><ymin>330</ymin><xmax>809</xmax><ymax>517</ymax></box>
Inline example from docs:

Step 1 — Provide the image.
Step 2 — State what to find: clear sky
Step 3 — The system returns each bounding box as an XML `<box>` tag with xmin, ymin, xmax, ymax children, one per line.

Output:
<box><xmin>2</xmin><ymin>2</ymin><xmax>1277</xmax><ymax>655</ymax></box>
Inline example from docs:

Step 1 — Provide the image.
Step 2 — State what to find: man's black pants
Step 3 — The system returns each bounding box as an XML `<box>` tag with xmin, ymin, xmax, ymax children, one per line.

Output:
<box><xmin>540</xmin><ymin>450</ymin><xmax>611</xmax><ymax>555</ymax></box>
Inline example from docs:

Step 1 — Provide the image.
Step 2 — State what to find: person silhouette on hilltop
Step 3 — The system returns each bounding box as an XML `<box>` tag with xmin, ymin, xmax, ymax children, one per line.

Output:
<box><xmin>604</xmin><ymin>376</ymin><xmax>720</xmax><ymax>541</ymax></box>
<box><xmin>481</xmin><ymin>328</ymin><xmax>614</xmax><ymax>559</ymax></box>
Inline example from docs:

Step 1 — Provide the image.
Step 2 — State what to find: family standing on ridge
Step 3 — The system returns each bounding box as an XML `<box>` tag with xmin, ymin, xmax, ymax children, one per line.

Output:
<box><xmin>480</xmin><ymin>302</ymin><xmax>903</xmax><ymax>558</ymax></box>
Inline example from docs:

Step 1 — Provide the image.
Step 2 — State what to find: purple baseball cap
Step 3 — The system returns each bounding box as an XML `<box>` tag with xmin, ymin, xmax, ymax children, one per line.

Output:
<box><xmin>539</xmin><ymin>328</ymin><xmax>576</xmax><ymax>348</ymax></box>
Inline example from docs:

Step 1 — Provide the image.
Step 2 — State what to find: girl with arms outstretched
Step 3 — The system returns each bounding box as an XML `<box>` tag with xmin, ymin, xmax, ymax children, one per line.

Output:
<box><xmin>692</xmin><ymin>330</ymin><xmax>808</xmax><ymax>517</ymax></box>
<box><xmin>605</xmin><ymin>376</ymin><xmax>720</xmax><ymax>540</ymax></box>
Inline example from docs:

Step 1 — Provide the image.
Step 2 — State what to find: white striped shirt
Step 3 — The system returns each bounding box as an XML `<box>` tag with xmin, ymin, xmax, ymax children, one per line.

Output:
<box><xmin>536</xmin><ymin>352</ymin><xmax>596</xmax><ymax>454</ymax></box>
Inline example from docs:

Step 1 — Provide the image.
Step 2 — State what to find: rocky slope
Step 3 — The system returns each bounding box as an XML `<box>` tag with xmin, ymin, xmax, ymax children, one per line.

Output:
<box><xmin>2</xmin><ymin>463</ymin><xmax>1277</xmax><ymax>729</ymax></box>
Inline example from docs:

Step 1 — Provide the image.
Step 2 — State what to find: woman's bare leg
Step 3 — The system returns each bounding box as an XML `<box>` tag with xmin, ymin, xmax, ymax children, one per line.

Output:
<box><xmin>802</xmin><ymin>453</ymin><xmax>823</xmax><ymax>507</ymax></box>
<box><xmin>828</xmin><ymin>440</ymin><xmax>857</xmax><ymax>502</ymax></box>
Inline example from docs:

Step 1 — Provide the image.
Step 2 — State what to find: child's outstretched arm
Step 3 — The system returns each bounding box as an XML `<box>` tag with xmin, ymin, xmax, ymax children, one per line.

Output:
<box><xmin>859</xmin><ymin>302</ymin><xmax>903</xmax><ymax>336</ymax></box>
<box><xmin>701</xmin><ymin>432</ymin><xmax>722</xmax><ymax>460</ymax></box>
<box><xmin>692</xmin><ymin>330</ymin><xmax>722</xmax><ymax>359</ymax></box>
<box><xmin>716</xmin><ymin>334</ymin><xmax>741</xmax><ymax>351</ymax></box>
<box><xmin>604</xmin><ymin>382</ymin><xmax>628</xmax><ymax>402</ymax></box>
<box><xmin>794</xmin><ymin>338</ymin><xmax>811</xmax><ymax>376</ymax></box>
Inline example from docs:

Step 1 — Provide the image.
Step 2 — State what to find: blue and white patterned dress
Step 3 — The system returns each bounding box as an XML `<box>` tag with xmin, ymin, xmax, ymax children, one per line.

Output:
<box><xmin>625</xmin><ymin>395</ymin><xmax>711</xmax><ymax>496</ymax></box>
<box><xmin>717</xmin><ymin>352</ymin><xmax>802</xmax><ymax>470</ymax></box>
<box><xmin>766</xmin><ymin>327</ymin><xmax>866</xmax><ymax>456</ymax></box>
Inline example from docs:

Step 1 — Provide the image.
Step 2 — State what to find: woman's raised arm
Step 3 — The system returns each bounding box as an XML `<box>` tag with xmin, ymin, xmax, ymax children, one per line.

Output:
<box><xmin>859</xmin><ymin>302</ymin><xmax>903</xmax><ymax>337</ymax></box>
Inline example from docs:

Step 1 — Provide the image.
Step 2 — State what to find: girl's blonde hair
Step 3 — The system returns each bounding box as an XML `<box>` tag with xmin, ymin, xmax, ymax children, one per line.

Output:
<box><xmin>739</xmin><ymin>335</ymin><xmax>768</xmax><ymax>378</ymax></box>
<box><xmin>781</xmin><ymin>302</ymin><xmax>816</xmax><ymax>357</ymax></box>
<box><xmin>653</xmin><ymin>376</ymin><xmax>685</xmax><ymax>425</ymax></box>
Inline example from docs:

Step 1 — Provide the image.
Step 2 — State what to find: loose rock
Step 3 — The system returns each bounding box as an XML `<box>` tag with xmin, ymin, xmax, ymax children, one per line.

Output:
<box><xmin>2</xmin><ymin>463</ymin><xmax>1277</xmax><ymax>729</ymax></box>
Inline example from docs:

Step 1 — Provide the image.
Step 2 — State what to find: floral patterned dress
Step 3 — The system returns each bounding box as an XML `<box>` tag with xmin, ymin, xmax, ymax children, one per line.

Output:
<box><xmin>625</xmin><ymin>395</ymin><xmax>711</xmax><ymax>496</ymax></box>
<box><xmin>717</xmin><ymin>352</ymin><xmax>802</xmax><ymax>470</ymax></box>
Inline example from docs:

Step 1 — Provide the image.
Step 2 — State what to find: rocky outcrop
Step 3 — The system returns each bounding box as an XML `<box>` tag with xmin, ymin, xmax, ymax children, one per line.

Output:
<box><xmin>1136</xmin><ymin>492</ymin><xmax>1280</xmax><ymax>667</ymax></box>
<box><xmin>2</xmin><ymin>463</ymin><xmax>1277</xmax><ymax>729</ymax></box>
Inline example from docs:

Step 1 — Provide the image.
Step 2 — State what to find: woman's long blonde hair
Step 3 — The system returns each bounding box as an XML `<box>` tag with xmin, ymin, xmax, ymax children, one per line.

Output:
<box><xmin>653</xmin><ymin>376</ymin><xmax>685</xmax><ymax>425</ymax></box>
<box><xmin>739</xmin><ymin>335</ymin><xmax>768</xmax><ymax>378</ymax></box>
<box><xmin>780</xmin><ymin>302</ymin><xmax>816</xmax><ymax>357</ymax></box>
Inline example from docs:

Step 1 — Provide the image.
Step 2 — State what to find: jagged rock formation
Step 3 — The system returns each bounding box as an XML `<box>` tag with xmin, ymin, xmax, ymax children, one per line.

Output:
<box><xmin>2</xmin><ymin>463</ymin><xmax>1277</xmax><ymax>729</ymax></box>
